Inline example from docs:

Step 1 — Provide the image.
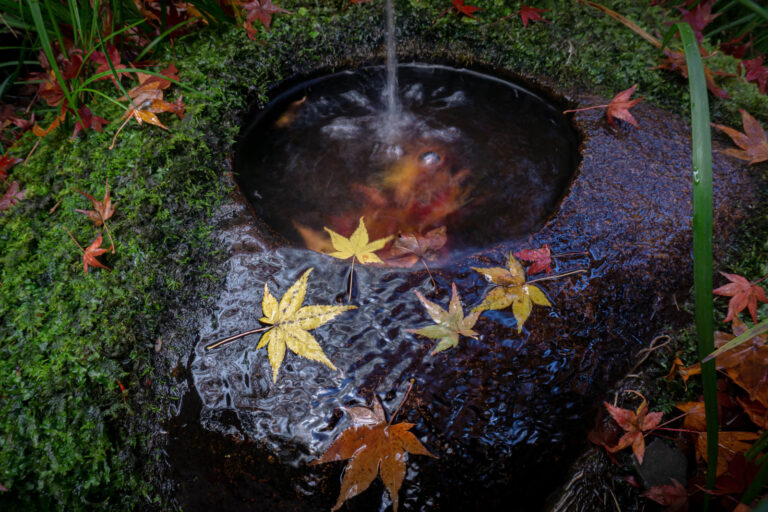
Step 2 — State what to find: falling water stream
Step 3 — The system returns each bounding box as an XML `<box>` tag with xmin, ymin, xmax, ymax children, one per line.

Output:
<box><xmin>384</xmin><ymin>0</ymin><xmax>400</xmax><ymax>133</ymax></box>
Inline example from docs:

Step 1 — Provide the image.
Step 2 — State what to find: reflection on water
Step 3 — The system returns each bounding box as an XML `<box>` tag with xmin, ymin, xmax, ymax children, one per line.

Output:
<box><xmin>236</xmin><ymin>64</ymin><xmax>578</xmax><ymax>259</ymax></box>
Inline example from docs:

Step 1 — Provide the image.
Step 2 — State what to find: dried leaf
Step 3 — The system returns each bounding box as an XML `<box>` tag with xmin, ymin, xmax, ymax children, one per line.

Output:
<box><xmin>472</xmin><ymin>254</ymin><xmax>551</xmax><ymax>333</ymax></box>
<box><xmin>450</xmin><ymin>0</ymin><xmax>482</xmax><ymax>19</ymax></box>
<box><xmin>241</xmin><ymin>0</ymin><xmax>290</xmax><ymax>39</ymax></box>
<box><xmin>312</xmin><ymin>397</ymin><xmax>436</xmax><ymax>512</ymax></box>
<box><xmin>325</xmin><ymin>217</ymin><xmax>393</xmax><ymax>264</ymax></box>
<box><xmin>0</xmin><ymin>181</ymin><xmax>24</xmax><ymax>211</ymax></box>
<box><xmin>641</xmin><ymin>478</ymin><xmax>688</xmax><ymax>511</ymax></box>
<box><xmin>712</xmin><ymin>110</ymin><xmax>768</xmax><ymax>165</ymax></box>
<box><xmin>656</xmin><ymin>48</ymin><xmax>730</xmax><ymax>99</ymax></box>
<box><xmin>677</xmin><ymin>0</ymin><xmax>720</xmax><ymax>44</ymax></box>
<box><xmin>675</xmin><ymin>401</ymin><xmax>706</xmax><ymax>431</ymax></box>
<box><xmin>0</xmin><ymin>154</ymin><xmax>22</xmax><ymax>181</ymax></box>
<box><xmin>257</xmin><ymin>268</ymin><xmax>355</xmax><ymax>382</ymax></box>
<box><xmin>714</xmin><ymin>271</ymin><xmax>767</xmax><ymax>324</ymax></box>
<box><xmin>564</xmin><ymin>84</ymin><xmax>646</xmax><ymax>128</ymax></box>
<box><xmin>74</xmin><ymin>179</ymin><xmax>115</xmax><ymax>226</ymax></box>
<box><xmin>410</xmin><ymin>282</ymin><xmax>481</xmax><ymax>354</ymax></box>
<box><xmin>390</xmin><ymin>226</ymin><xmax>447</xmax><ymax>266</ymax></box>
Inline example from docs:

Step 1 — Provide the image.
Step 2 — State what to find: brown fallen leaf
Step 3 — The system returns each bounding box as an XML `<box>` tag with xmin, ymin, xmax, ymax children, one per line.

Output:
<box><xmin>604</xmin><ymin>391</ymin><xmax>663</xmax><ymax>465</ymax></box>
<box><xmin>675</xmin><ymin>401</ymin><xmax>706</xmax><ymax>431</ymax></box>
<box><xmin>712</xmin><ymin>109</ymin><xmax>768</xmax><ymax>165</ymax></box>
<box><xmin>74</xmin><ymin>179</ymin><xmax>115</xmax><ymax>226</ymax></box>
<box><xmin>655</xmin><ymin>48</ymin><xmax>730</xmax><ymax>99</ymax></box>
<box><xmin>0</xmin><ymin>181</ymin><xmax>24</xmax><ymax>211</ymax></box>
<box><xmin>83</xmin><ymin>234</ymin><xmax>111</xmax><ymax>273</ymax></box>
<box><xmin>736</xmin><ymin>398</ymin><xmax>768</xmax><ymax>429</ymax></box>
<box><xmin>241</xmin><ymin>0</ymin><xmax>290</xmax><ymax>39</ymax></box>
<box><xmin>389</xmin><ymin>226</ymin><xmax>447</xmax><ymax>288</ymax></box>
<box><xmin>696</xmin><ymin>431</ymin><xmax>759</xmax><ymax>477</ymax></box>
<box><xmin>312</xmin><ymin>395</ymin><xmax>436</xmax><ymax>512</ymax></box>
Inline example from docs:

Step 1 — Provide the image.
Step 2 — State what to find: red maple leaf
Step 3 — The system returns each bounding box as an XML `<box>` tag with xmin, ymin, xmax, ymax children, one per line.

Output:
<box><xmin>514</xmin><ymin>244</ymin><xmax>552</xmax><ymax>274</ymax></box>
<box><xmin>713</xmin><ymin>271</ymin><xmax>767</xmax><ymax>324</ymax></box>
<box><xmin>519</xmin><ymin>5</ymin><xmax>550</xmax><ymax>27</ymax></box>
<box><xmin>242</xmin><ymin>0</ymin><xmax>290</xmax><ymax>39</ymax></box>
<box><xmin>712</xmin><ymin>109</ymin><xmax>768</xmax><ymax>165</ymax></box>
<box><xmin>0</xmin><ymin>181</ymin><xmax>24</xmax><ymax>210</ymax></box>
<box><xmin>641</xmin><ymin>479</ymin><xmax>688</xmax><ymax>511</ymax></box>
<box><xmin>74</xmin><ymin>179</ymin><xmax>116</xmax><ymax>227</ymax></box>
<box><xmin>0</xmin><ymin>154</ymin><xmax>22</xmax><ymax>181</ymax></box>
<box><xmin>720</xmin><ymin>35</ymin><xmax>752</xmax><ymax>60</ymax></box>
<box><xmin>677</xmin><ymin>0</ymin><xmax>720</xmax><ymax>44</ymax></box>
<box><xmin>563</xmin><ymin>84</ymin><xmax>646</xmax><ymax>128</ymax></box>
<box><xmin>90</xmin><ymin>44</ymin><xmax>129</xmax><ymax>86</ymax></box>
<box><xmin>82</xmin><ymin>234</ymin><xmax>111</xmax><ymax>273</ymax></box>
<box><xmin>451</xmin><ymin>0</ymin><xmax>482</xmax><ymax>19</ymax></box>
<box><xmin>604</xmin><ymin>392</ymin><xmax>663</xmax><ymax>465</ymax></box>
<box><xmin>655</xmin><ymin>48</ymin><xmax>730</xmax><ymax>99</ymax></box>
<box><xmin>72</xmin><ymin>105</ymin><xmax>108</xmax><ymax>139</ymax></box>
<box><xmin>743</xmin><ymin>56</ymin><xmax>768</xmax><ymax>95</ymax></box>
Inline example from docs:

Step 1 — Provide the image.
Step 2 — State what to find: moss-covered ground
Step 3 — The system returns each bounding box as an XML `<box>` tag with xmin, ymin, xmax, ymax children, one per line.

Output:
<box><xmin>0</xmin><ymin>0</ymin><xmax>766</xmax><ymax>509</ymax></box>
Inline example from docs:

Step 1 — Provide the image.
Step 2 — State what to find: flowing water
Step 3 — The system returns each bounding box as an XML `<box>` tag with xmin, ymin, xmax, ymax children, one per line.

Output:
<box><xmin>384</xmin><ymin>0</ymin><xmax>400</xmax><ymax>131</ymax></box>
<box><xmin>236</xmin><ymin>64</ymin><xmax>578</xmax><ymax>257</ymax></box>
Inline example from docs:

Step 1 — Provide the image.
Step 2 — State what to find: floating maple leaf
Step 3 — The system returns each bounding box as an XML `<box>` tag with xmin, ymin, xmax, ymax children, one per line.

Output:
<box><xmin>712</xmin><ymin>109</ymin><xmax>768</xmax><ymax>165</ymax></box>
<box><xmin>389</xmin><ymin>226</ymin><xmax>447</xmax><ymax>288</ymax></box>
<box><xmin>411</xmin><ymin>282</ymin><xmax>481</xmax><ymax>354</ymax></box>
<box><xmin>0</xmin><ymin>181</ymin><xmax>24</xmax><ymax>211</ymax></box>
<box><xmin>519</xmin><ymin>5</ymin><xmax>550</xmax><ymax>27</ymax></box>
<box><xmin>472</xmin><ymin>254</ymin><xmax>551</xmax><ymax>333</ymax></box>
<box><xmin>713</xmin><ymin>271</ymin><xmax>767</xmax><ymax>323</ymax></box>
<box><xmin>514</xmin><ymin>244</ymin><xmax>552</xmax><ymax>274</ymax></box>
<box><xmin>603</xmin><ymin>392</ymin><xmax>663</xmax><ymax>465</ymax></box>
<box><xmin>312</xmin><ymin>395</ymin><xmax>436</xmax><ymax>512</ymax></box>
<box><xmin>74</xmin><ymin>179</ymin><xmax>115</xmax><ymax>227</ymax></box>
<box><xmin>326</xmin><ymin>216</ymin><xmax>393</xmax><ymax>301</ymax></box>
<box><xmin>563</xmin><ymin>84</ymin><xmax>646</xmax><ymax>128</ymax></box>
<box><xmin>241</xmin><ymin>0</ymin><xmax>290</xmax><ymax>39</ymax></box>
<box><xmin>256</xmin><ymin>268</ymin><xmax>355</xmax><ymax>382</ymax></box>
<box><xmin>641</xmin><ymin>479</ymin><xmax>688</xmax><ymax>512</ymax></box>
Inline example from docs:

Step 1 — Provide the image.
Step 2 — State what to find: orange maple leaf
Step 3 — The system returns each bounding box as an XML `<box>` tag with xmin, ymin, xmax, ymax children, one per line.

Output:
<box><xmin>563</xmin><ymin>84</ymin><xmax>646</xmax><ymax>128</ymax></box>
<box><xmin>313</xmin><ymin>396</ymin><xmax>436</xmax><ymax>512</ymax></box>
<box><xmin>713</xmin><ymin>271</ymin><xmax>767</xmax><ymax>324</ymax></box>
<box><xmin>712</xmin><ymin>109</ymin><xmax>768</xmax><ymax>165</ymax></box>
<box><xmin>604</xmin><ymin>392</ymin><xmax>663</xmax><ymax>464</ymax></box>
<box><xmin>74</xmin><ymin>179</ymin><xmax>115</xmax><ymax>227</ymax></box>
<box><xmin>655</xmin><ymin>48</ymin><xmax>730</xmax><ymax>99</ymax></box>
<box><xmin>696</xmin><ymin>431</ymin><xmax>759</xmax><ymax>477</ymax></box>
<box><xmin>82</xmin><ymin>234</ymin><xmax>111</xmax><ymax>273</ymax></box>
<box><xmin>641</xmin><ymin>478</ymin><xmax>688</xmax><ymax>511</ymax></box>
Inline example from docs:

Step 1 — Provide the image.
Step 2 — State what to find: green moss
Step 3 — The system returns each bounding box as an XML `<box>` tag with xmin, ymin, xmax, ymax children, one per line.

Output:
<box><xmin>1</xmin><ymin>0</ymin><xmax>766</xmax><ymax>509</ymax></box>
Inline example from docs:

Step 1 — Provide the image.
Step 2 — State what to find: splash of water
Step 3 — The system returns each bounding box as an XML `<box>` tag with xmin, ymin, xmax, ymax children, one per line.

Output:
<box><xmin>383</xmin><ymin>0</ymin><xmax>400</xmax><ymax>140</ymax></box>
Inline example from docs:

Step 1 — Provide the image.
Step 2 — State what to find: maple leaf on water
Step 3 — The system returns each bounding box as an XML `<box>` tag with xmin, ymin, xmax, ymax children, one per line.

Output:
<box><xmin>82</xmin><ymin>234</ymin><xmax>111</xmax><ymax>273</ymax></box>
<box><xmin>641</xmin><ymin>479</ymin><xmax>688</xmax><ymax>512</ymax></box>
<box><xmin>472</xmin><ymin>254</ymin><xmax>551</xmax><ymax>333</ymax></box>
<box><xmin>326</xmin><ymin>216</ymin><xmax>393</xmax><ymax>264</ymax></box>
<box><xmin>390</xmin><ymin>226</ymin><xmax>447</xmax><ymax>267</ymax></box>
<box><xmin>519</xmin><ymin>5</ymin><xmax>550</xmax><ymax>27</ymax></box>
<box><xmin>514</xmin><ymin>244</ymin><xmax>552</xmax><ymax>274</ymax></box>
<box><xmin>677</xmin><ymin>0</ymin><xmax>720</xmax><ymax>44</ymax></box>
<box><xmin>563</xmin><ymin>84</ymin><xmax>646</xmax><ymax>128</ymax></box>
<box><xmin>257</xmin><ymin>268</ymin><xmax>355</xmax><ymax>382</ymax></box>
<box><xmin>712</xmin><ymin>109</ymin><xmax>768</xmax><ymax>165</ymax></box>
<box><xmin>0</xmin><ymin>181</ymin><xmax>24</xmax><ymax>211</ymax></box>
<box><xmin>713</xmin><ymin>271</ymin><xmax>767</xmax><ymax>323</ymax></box>
<box><xmin>74</xmin><ymin>179</ymin><xmax>115</xmax><ymax>227</ymax></box>
<box><xmin>410</xmin><ymin>282</ymin><xmax>481</xmax><ymax>354</ymax></box>
<box><xmin>312</xmin><ymin>396</ymin><xmax>436</xmax><ymax>512</ymax></box>
<box><xmin>241</xmin><ymin>0</ymin><xmax>290</xmax><ymax>39</ymax></box>
<box><xmin>603</xmin><ymin>392</ymin><xmax>663</xmax><ymax>465</ymax></box>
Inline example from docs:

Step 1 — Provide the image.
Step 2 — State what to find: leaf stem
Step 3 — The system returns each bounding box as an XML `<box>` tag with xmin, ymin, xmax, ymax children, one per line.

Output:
<box><xmin>562</xmin><ymin>104</ymin><xmax>610</xmax><ymax>114</ymax></box>
<box><xmin>527</xmin><ymin>268</ymin><xmax>588</xmax><ymax>284</ymax></box>
<box><xmin>551</xmin><ymin>250</ymin><xmax>590</xmax><ymax>258</ymax></box>
<box><xmin>62</xmin><ymin>226</ymin><xmax>84</xmax><ymax>253</ymax></box>
<box><xmin>421</xmin><ymin>258</ymin><xmax>438</xmax><ymax>292</ymax></box>
<box><xmin>205</xmin><ymin>327</ymin><xmax>270</xmax><ymax>351</ymax></box>
<box><xmin>103</xmin><ymin>220</ymin><xmax>116</xmax><ymax>254</ymax></box>
<box><xmin>348</xmin><ymin>258</ymin><xmax>355</xmax><ymax>303</ymax></box>
<box><xmin>389</xmin><ymin>378</ymin><xmax>415</xmax><ymax>426</ymax></box>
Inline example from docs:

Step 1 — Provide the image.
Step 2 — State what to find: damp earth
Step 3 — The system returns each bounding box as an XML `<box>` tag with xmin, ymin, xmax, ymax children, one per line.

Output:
<box><xmin>163</xmin><ymin>64</ymin><xmax>757</xmax><ymax>512</ymax></box>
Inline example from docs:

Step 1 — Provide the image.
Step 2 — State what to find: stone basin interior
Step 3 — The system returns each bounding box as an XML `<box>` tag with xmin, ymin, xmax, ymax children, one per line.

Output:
<box><xmin>235</xmin><ymin>63</ymin><xmax>579</xmax><ymax>257</ymax></box>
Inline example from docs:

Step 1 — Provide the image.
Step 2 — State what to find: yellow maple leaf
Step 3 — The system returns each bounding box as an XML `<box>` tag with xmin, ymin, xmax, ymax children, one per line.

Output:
<box><xmin>257</xmin><ymin>268</ymin><xmax>356</xmax><ymax>382</ymax></box>
<box><xmin>325</xmin><ymin>217</ymin><xmax>393</xmax><ymax>264</ymax></box>
<box><xmin>472</xmin><ymin>254</ymin><xmax>551</xmax><ymax>333</ymax></box>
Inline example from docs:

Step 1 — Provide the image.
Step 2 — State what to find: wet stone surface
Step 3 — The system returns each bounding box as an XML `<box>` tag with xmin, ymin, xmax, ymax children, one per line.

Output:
<box><xmin>163</xmin><ymin>69</ymin><xmax>757</xmax><ymax>511</ymax></box>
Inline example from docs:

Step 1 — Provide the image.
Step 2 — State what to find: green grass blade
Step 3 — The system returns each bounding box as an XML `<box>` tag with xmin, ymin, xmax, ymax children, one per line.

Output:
<box><xmin>742</xmin><ymin>458</ymin><xmax>768</xmax><ymax>507</ymax></box>
<box><xmin>704</xmin><ymin>319</ymin><xmax>768</xmax><ymax>362</ymax></box>
<box><xmin>746</xmin><ymin>430</ymin><xmax>768</xmax><ymax>461</ymax></box>
<box><xmin>677</xmin><ymin>20</ymin><xmax>719</xmax><ymax>498</ymax></box>
<box><xmin>735</xmin><ymin>0</ymin><xmax>768</xmax><ymax>22</ymax></box>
